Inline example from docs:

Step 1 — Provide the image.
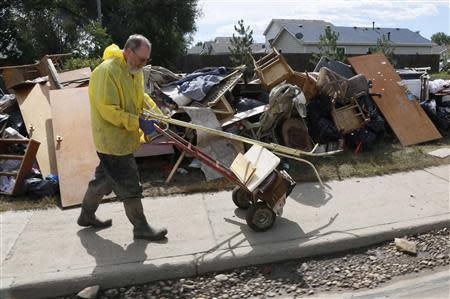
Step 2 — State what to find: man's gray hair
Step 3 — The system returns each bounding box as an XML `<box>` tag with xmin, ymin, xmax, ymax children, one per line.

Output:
<box><xmin>124</xmin><ymin>34</ymin><xmax>152</xmax><ymax>51</ymax></box>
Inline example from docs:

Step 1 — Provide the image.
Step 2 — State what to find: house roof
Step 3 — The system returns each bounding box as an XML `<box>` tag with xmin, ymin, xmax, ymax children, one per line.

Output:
<box><xmin>267</xmin><ymin>19</ymin><xmax>433</xmax><ymax>46</ymax></box>
<box><xmin>187</xmin><ymin>37</ymin><xmax>266</xmax><ymax>55</ymax></box>
<box><xmin>187</xmin><ymin>45</ymin><xmax>203</xmax><ymax>54</ymax></box>
<box><xmin>431</xmin><ymin>44</ymin><xmax>449</xmax><ymax>55</ymax></box>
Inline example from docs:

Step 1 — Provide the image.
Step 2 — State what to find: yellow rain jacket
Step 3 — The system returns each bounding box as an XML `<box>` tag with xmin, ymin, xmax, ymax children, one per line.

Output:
<box><xmin>88</xmin><ymin>44</ymin><xmax>162</xmax><ymax>155</ymax></box>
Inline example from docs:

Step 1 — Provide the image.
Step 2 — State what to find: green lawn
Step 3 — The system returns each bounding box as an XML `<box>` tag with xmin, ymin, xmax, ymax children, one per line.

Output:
<box><xmin>430</xmin><ymin>72</ymin><xmax>450</xmax><ymax>80</ymax></box>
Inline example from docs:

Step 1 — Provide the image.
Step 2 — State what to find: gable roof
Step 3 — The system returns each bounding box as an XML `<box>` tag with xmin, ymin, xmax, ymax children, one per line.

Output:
<box><xmin>267</xmin><ymin>19</ymin><xmax>433</xmax><ymax>46</ymax></box>
<box><xmin>187</xmin><ymin>37</ymin><xmax>266</xmax><ymax>55</ymax></box>
<box><xmin>431</xmin><ymin>44</ymin><xmax>449</xmax><ymax>55</ymax></box>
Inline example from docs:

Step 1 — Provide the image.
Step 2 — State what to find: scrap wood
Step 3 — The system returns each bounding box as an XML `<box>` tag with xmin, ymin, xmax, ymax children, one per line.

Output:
<box><xmin>348</xmin><ymin>53</ymin><xmax>441</xmax><ymax>146</ymax></box>
<box><xmin>143</xmin><ymin>105</ymin><xmax>337</xmax><ymax>187</ymax></box>
<box><xmin>49</xmin><ymin>87</ymin><xmax>99</xmax><ymax>207</ymax></box>
<box><xmin>183</xmin><ymin>106</ymin><xmax>238</xmax><ymax>181</ymax></box>
<box><xmin>427</xmin><ymin>148</ymin><xmax>450</xmax><ymax>158</ymax></box>
<box><xmin>221</xmin><ymin>104</ymin><xmax>268</xmax><ymax>127</ymax></box>
<box><xmin>0</xmin><ymin>138</ymin><xmax>40</xmax><ymax>195</ymax></box>
<box><xmin>13</xmin><ymin>82</ymin><xmax>57</xmax><ymax>177</ymax></box>
<box><xmin>58</xmin><ymin>67</ymin><xmax>91</xmax><ymax>88</ymax></box>
<box><xmin>285</xmin><ymin>72</ymin><xmax>318</xmax><ymax>101</ymax></box>
<box><xmin>230</xmin><ymin>153</ymin><xmax>256</xmax><ymax>185</ymax></box>
<box><xmin>253</xmin><ymin>48</ymin><xmax>294</xmax><ymax>90</ymax></box>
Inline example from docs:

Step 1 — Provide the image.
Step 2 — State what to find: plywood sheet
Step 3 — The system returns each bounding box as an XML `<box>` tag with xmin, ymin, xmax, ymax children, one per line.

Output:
<box><xmin>348</xmin><ymin>53</ymin><xmax>441</xmax><ymax>145</ymax></box>
<box><xmin>58</xmin><ymin>67</ymin><xmax>91</xmax><ymax>83</ymax></box>
<box><xmin>14</xmin><ymin>83</ymin><xmax>57</xmax><ymax>176</ymax></box>
<box><xmin>58</xmin><ymin>67</ymin><xmax>91</xmax><ymax>88</ymax></box>
<box><xmin>230</xmin><ymin>153</ymin><xmax>255</xmax><ymax>185</ymax></box>
<box><xmin>49</xmin><ymin>87</ymin><xmax>99</xmax><ymax>207</ymax></box>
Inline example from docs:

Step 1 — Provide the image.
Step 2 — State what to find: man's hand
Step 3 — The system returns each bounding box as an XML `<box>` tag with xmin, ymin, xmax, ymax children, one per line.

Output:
<box><xmin>139</xmin><ymin>117</ymin><xmax>157</xmax><ymax>135</ymax></box>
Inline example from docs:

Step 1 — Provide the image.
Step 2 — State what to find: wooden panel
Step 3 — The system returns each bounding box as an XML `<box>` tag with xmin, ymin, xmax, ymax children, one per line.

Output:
<box><xmin>230</xmin><ymin>153</ymin><xmax>255</xmax><ymax>185</ymax></box>
<box><xmin>12</xmin><ymin>139</ymin><xmax>40</xmax><ymax>195</ymax></box>
<box><xmin>58</xmin><ymin>67</ymin><xmax>91</xmax><ymax>83</ymax></box>
<box><xmin>0</xmin><ymin>139</ymin><xmax>40</xmax><ymax>195</ymax></box>
<box><xmin>348</xmin><ymin>53</ymin><xmax>441</xmax><ymax>146</ymax></box>
<box><xmin>58</xmin><ymin>67</ymin><xmax>91</xmax><ymax>88</ymax></box>
<box><xmin>49</xmin><ymin>87</ymin><xmax>99</xmax><ymax>207</ymax></box>
<box><xmin>14</xmin><ymin>83</ymin><xmax>57</xmax><ymax>176</ymax></box>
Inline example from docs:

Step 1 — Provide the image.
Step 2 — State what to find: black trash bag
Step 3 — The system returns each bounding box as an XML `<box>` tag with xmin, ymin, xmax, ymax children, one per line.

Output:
<box><xmin>356</xmin><ymin>94</ymin><xmax>386</xmax><ymax>134</ymax></box>
<box><xmin>421</xmin><ymin>100</ymin><xmax>450</xmax><ymax>134</ymax></box>
<box><xmin>24</xmin><ymin>177</ymin><xmax>59</xmax><ymax>198</ymax></box>
<box><xmin>306</xmin><ymin>95</ymin><xmax>341</xmax><ymax>143</ymax></box>
<box><xmin>346</xmin><ymin>128</ymin><xmax>378</xmax><ymax>151</ymax></box>
<box><xmin>306</xmin><ymin>116</ymin><xmax>341</xmax><ymax>144</ymax></box>
<box><xmin>233</xmin><ymin>97</ymin><xmax>266</xmax><ymax>113</ymax></box>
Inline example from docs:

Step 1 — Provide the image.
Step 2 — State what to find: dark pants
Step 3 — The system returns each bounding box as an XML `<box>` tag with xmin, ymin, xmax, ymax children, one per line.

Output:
<box><xmin>82</xmin><ymin>153</ymin><xmax>143</xmax><ymax>212</ymax></box>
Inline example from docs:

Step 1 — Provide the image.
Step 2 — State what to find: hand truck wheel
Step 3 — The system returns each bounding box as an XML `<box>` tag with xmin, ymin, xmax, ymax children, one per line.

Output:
<box><xmin>246</xmin><ymin>202</ymin><xmax>276</xmax><ymax>232</ymax></box>
<box><xmin>232</xmin><ymin>187</ymin><xmax>251</xmax><ymax>209</ymax></box>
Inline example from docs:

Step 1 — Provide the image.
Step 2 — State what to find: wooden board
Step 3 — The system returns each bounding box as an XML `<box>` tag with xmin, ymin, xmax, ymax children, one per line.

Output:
<box><xmin>14</xmin><ymin>83</ymin><xmax>57</xmax><ymax>176</ymax></box>
<box><xmin>58</xmin><ymin>67</ymin><xmax>91</xmax><ymax>83</ymax></box>
<box><xmin>348</xmin><ymin>53</ymin><xmax>441</xmax><ymax>146</ymax></box>
<box><xmin>244</xmin><ymin>145</ymin><xmax>280</xmax><ymax>192</ymax></box>
<box><xmin>49</xmin><ymin>87</ymin><xmax>99</xmax><ymax>207</ymax></box>
<box><xmin>230</xmin><ymin>153</ymin><xmax>256</xmax><ymax>185</ymax></box>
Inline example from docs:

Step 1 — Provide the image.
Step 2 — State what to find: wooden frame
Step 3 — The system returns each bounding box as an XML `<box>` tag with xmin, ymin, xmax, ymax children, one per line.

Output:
<box><xmin>348</xmin><ymin>53</ymin><xmax>441</xmax><ymax>145</ymax></box>
<box><xmin>253</xmin><ymin>48</ymin><xmax>294</xmax><ymax>90</ymax></box>
<box><xmin>331</xmin><ymin>97</ymin><xmax>370</xmax><ymax>134</ymax></box>
<box><xmin>0</xmin><ymin>139</ymin><xmax>40</xmax><ymax>195</ymax></box>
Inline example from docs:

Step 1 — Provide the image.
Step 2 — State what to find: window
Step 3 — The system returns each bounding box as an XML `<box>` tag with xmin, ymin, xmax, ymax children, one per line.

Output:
<box><xmin>337</xmin><ymin>47</ymin><xmax>346</xmax><ymax>55</ymax></box>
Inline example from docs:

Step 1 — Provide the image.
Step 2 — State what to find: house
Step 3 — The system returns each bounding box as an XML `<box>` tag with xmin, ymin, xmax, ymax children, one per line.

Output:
<box><xmin>264</xmin><ymin>19</ymin><xmax>434</xmax><ymax>55</ymax></box>
<box><xmin>187</xmin><ymin>37</ymin><xmax>266</xmax><ymax>55</ymax></box>
<box><xmin>432</xmin><ymin>44</ymin><xmax>450</xmax><ymax>71</ymax></box>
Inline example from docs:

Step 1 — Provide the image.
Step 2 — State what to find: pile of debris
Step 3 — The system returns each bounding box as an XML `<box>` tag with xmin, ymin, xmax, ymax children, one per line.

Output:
<box><xmin>0</xmin><ymin>50</ymin><xmax>448</xmax><ymax>208</ymax></box>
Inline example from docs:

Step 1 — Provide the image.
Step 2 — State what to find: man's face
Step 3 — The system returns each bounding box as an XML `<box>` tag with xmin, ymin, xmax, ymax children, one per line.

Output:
<box><xmin>126</xmin><ymin>45</ymin><xmax>151</xmax><ymax>74</ymax></box>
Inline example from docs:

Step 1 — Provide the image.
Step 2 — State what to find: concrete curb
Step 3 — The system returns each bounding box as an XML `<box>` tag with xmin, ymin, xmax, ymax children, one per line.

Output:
<box><xmin>2</xmin><ymin>214</ymin><xmax>449</xmax><ymax>299</ymax></box>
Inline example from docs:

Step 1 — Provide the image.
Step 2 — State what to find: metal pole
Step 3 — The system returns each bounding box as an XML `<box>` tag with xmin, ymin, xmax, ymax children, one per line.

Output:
<box><xmin>96</xmin><ymin>0</ymin><xmax>102</xmax><ymax>25</ymax></box>
<box><xmin>142</xmin><ymin>107</ymin><xmax>341</xmax><ymax>158</ymax></box>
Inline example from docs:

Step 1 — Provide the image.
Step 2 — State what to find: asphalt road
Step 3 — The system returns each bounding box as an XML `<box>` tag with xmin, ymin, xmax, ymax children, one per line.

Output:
<box><xmin>305</xmin><ymin>266</ymin><xmax>450</xmax><ymax>299</ymax></box>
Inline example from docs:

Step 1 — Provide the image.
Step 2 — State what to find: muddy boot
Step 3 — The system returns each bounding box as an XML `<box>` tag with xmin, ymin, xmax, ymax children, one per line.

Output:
<box><xmin>123</xmin><ymin>198</ymin><xmax>167</xmax><ymax>241</ymax></box>
<box><xmin>77</xmin><ymin>191</ymin><xmax>112</xmax><ymax>228</ymax></box>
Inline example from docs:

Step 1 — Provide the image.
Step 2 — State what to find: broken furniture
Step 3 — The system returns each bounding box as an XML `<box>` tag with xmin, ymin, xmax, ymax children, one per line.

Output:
<box><xmin>316</xmin><ymin>67</ymin><xmax>349</xmax><ymax>103</ymax></box>
<box><xmin>331</xmin><ymin>97</ymin><xmax>370</xmax><ymax>134</ymax></box>
<box><xmin>397</xmin><ymin>68</ymin><xmax>430</xmax><ymax>101</ymax></box>
<box><xmin>256</xmin><ymin>83</ymin><xmax>299</xmax><ymax>143</ymax></box>
<box><xmin>285</xmin><ymin>72</ymin><xmax>319</xmax><ymax>101</ymax></box>
<box><xmin>0</xmin><ymin>138</ymin><xmax>40</xmax><ymax>195</ymax></box>
<box><xmin>313</xmin><ymin>56</ymin><xmax>355</xmax><ymax>79</ymax></box>
<box><xmin>13</xmin><ymin>82</ymin><xmax>57</xmax><ymax>177</ymax></box>
<box><xmin>280</xmin><ymin>117</ymin><xmax>314</xmax><ymax>152</ymax></box>
<box><xmin>348</xmin><ymin>53</ymin><xmax>441</xmax><ymax>146</ymax></box>
<box><xmin>200</xmin><ymin>67</ymin><xmax>244</xmax><ymax>121</ymax></box>
<box><xmin>0</xmin><ymin>54</ymin><xmax>71</xmax><ymax>91</ymax></box>
<box><xmin>253</xmin><ymin>47</ymin><xmax>294</xmax><ymax>90</ymax></box>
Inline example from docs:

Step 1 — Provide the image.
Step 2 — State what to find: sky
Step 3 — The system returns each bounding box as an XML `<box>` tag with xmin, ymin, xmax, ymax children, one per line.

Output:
<box><xmin>192</xmin><ymin>0</ymin><xmax>450</xmax><ymax>44</ymax></box>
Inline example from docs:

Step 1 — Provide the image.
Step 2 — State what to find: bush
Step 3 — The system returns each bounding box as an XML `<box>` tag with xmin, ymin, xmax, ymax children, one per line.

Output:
<box><xmin>63</xmin><ymin>57</ymin><xmax>102</xmax><ymax>71</ymax></box>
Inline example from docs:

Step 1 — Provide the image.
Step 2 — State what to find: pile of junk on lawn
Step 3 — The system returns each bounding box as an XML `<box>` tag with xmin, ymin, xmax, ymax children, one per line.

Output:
<box><xmin>0</xmin><ymin>50</ymin><xmax>449</xmax><ymax>209</ymax></box>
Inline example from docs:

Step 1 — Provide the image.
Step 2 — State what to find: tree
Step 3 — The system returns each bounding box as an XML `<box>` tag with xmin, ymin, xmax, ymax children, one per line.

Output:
<box><xmin>229</xmin><ymin>19</ymin><xmax>254</xmax><ymax>79</ymax></box>
<box><xmin>369</xmin><ymin>35</ymin><xmax>396</xmax><ymax>66</ymax></box>
<box><xmin>98</xmin><ymin>0</ymin><xmax>200</xmax><ymax>68</ymax></box>
<box><xmin>0</xmin><ymin>0</ymin><xmax>112</xmax><ymax>64</ymax></box>
<box><xmin>311</xmin><ymin>26</ymin><xmax>345</xmax><ymax>64</ymax></box>
<box><xmin>1</xmin><ymin>0</ymin><xmax>201</xmax><ymax>68</ymax></box>
<box><xmin>431</xmin><ymin>32</ymin><xmax>450</xmax><ymax>45</ymax></box>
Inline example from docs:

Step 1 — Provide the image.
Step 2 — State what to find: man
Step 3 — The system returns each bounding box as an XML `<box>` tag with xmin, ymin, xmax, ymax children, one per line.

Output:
<box><xmin>77</xmin><ymin>34</ymin><xmax>167</xmax><ymax>241</ymax></box>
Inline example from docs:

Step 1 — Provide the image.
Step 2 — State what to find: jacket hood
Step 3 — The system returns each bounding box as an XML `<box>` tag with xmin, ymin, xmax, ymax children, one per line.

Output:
<box><xmin>102</xmin><ymin>44</ymin><xmax>124</xmax><ymax>60</ymax></box>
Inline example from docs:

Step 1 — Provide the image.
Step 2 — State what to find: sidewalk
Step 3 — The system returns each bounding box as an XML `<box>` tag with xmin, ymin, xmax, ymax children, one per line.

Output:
<box><xmin>1</xmin><ymin>165</ymin><xmax>449</xmax><ymax>299</ymax></box>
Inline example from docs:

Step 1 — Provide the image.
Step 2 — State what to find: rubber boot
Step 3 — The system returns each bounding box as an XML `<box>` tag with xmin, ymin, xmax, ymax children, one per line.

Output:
<box><xmin>123</xmin><ymin>198</ymin><xmax>167</xmax><ymax>241</ymax></box>
<box><xmin>77</xmin><ymin>190</ymin><xmax>112</xmax><ymax>228</ymax></box>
